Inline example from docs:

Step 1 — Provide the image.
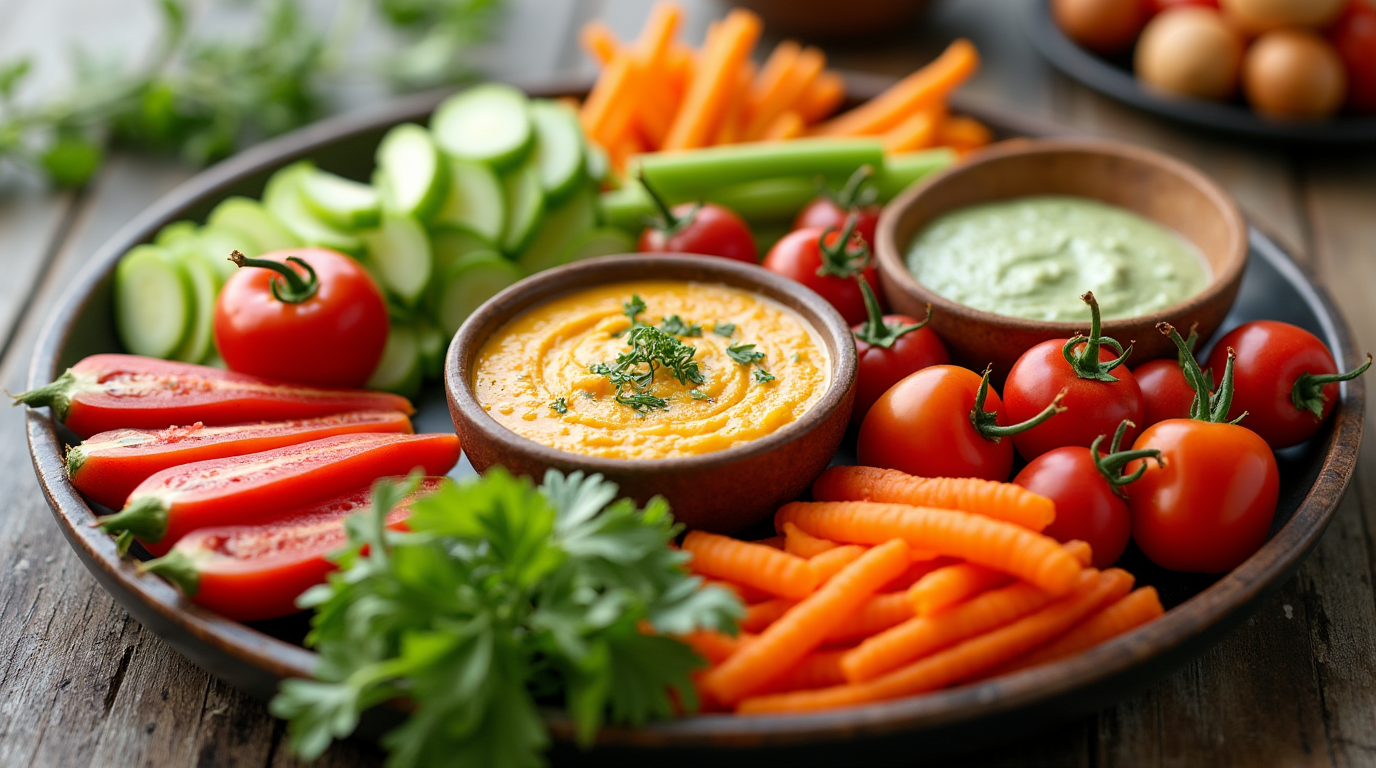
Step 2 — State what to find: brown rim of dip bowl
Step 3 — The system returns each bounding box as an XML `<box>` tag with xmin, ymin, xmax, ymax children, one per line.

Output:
<box><xmin>444</xmin><ymin>253</ymin><xmax>858</xmax><ymax>533</ymax></box>
<box><xmin>874</xmin><ymin>138</ymin><xmax>1249</xmax><ymax>380</ymax></box>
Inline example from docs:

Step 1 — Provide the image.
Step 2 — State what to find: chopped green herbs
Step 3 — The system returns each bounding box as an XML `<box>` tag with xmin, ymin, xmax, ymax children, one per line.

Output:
<box><xmin>271</xmin><ymin>470</ymin><xmax>742</xmax><ymax>768</ymax></box>
<box><xmin>623</xmin><ymin>294</ymin><xmax>647</xmax><ymax>325</ymax></box>
<box><xmin>593</xmin><ymin>323</ymin><xmax>705</xmax><ymax>413</ymax></box>
<box><xmin>726</xmin><ymin>343</ymin><xmax>765</xmax><ymax>365</ymax></box>
<box><xmin>753</xmin><ymin>368</ymin><xmax>776</xmax><ymax>384</ymax></box>
<box><xmin>658</xmin><ymin>314</ymin><xmax>702</xmax><ymax>337</ymax></box>
<box><xmin>550</xmin><ymin>397</ymin><xmax>568</xmax><ymax>414</ymax></box>
<box><xmin>712</xmin><ymin>322</ymin><xmax>736</xmax><ymax>337</ymax></box>
<box><xmin>689</xmin><ymin>388</ymin><xmax>711</xmax><ymax>401</ymax></box>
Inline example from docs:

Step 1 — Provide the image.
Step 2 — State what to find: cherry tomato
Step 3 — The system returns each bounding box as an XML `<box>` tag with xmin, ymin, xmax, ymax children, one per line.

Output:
<box><xmin>214</xmin><ymin>248</ymin><xmax>389</xmax><ymax>388</ymax></box>
<box><xmin>1003</xmin><ymin>292</ymin><xmax>1144</xmax><ymax>461</ymax></box>
<box><xmin>1134</xmin><ymin>325</ymin><xmax>1204</xmax><ymax>428</ymax></box>
<box><xmin>1012</xmin><ymin>421</ymin><xmax>1157</xmax><ymax>568</ymax></box>
<box><xmin>763</xmin><ymin>215</ymin><xmax>880</xmax><ymax>325</ymax></box>
<box><xmin>1330</xmin><ymin>0</ymin><xmax>1376</xmax><ymax>114</ymax></box>
<box><xmin>850</xmin><ymin>283</ymin><xmax>950</xmax><ymax>426</ymax></box>
<box><xmin>793</xmin><ymin>165</ymin><xmax>881</xmax><ymax>250</ymax></box>
<box><xmin>858</xmin><ymin>365</ymin><xmax>1065</xmax><ymax>481</ymax></box>
<box><xmin>637</xmin><ymin>173</ymin><xmax>757</xmax><ymax>263</ymax></box>
<box><xmin>1203</xmin><ymin>320</ymin><xmax>1370</xmax><ymax>449</ymax></box>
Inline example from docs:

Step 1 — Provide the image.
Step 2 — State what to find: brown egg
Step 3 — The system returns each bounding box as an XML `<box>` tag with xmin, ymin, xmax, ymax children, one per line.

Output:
<box><xmin>1135</xmin><ymin>8</ymin><xmax>1245</xmax><ymax>100</ymax></box>
<box><xmin>1053</xmin><ymin>0</ymin><xmax>1148</xmax><ymax>55</ymax></box>
<box><xmin>1219</xmin><ymin>0</ymin><xmax>1346</xmax><ymax>34</ymax></box>
<box><xmin>1243</xmin><ymin>29</ymin><xmax>1348</xmax><ymax>119</ymax></box>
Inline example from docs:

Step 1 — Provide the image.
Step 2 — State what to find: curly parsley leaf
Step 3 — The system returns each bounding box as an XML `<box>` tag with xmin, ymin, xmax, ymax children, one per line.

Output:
<box><xmin>712</xmin><ymin>322</ymin><xmax>735</xmax><ymax>337</ymax></box>
<box><xmin>726</xmin><ymin>343</ymin><xmax>765</xmax><ymax>365</ymax></box>
<box><xmin>549</xmin><ymin>397</ymin><xmax>567</xmax><ymax>414</ymax></box>
<box><xmin>658</xmin><ymin>314</ymin><xmax>702</xmax><ymax>337</ymax></box>
<box><xmin>753</xmin><ymin>368</ymin><xmax>776</xmax><ymax>384</ymax></box>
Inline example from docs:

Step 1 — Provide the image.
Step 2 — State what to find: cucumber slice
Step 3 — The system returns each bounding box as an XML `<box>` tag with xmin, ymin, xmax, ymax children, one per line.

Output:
<box><xmin>431</xmin><ymin>83</ymin><xmax>533</xmax><ymax>169</ymax></box>
<box><xmin>207</xmin><ymin>196</ymin><xmax>301</xmax><ymax>253</ymax></box>
<box><xmin>196</xmin><ymin>225</ymin><xmax>262</xmax><ymax>281</ymax></box>
<box><xmin>558</xmin><ymin>227</ymin><xmax>636</xmax><ymax>265</ymax></box>
<box><xmin>515</xmin><ymin>184</ymin><xmax>596</xmax><ymax>274</ymax></box>
<box><xmin>529</xmin><ymin>100</ymin><xmax>584</xmax><ymax>203</ymax></box>
<box><xmin>114</xmin><ymin>245</ymin><xmax>192</xmax><ymax>359</ymax></box>
<box><xmin>433</xmin><ymin>159</ymin><xmax>504</xmax><ymax>244</ymax></box>
<box><xmin>500</xmin><ymin>158</ymin><xmax>544</xmax><ymax>255</ymax></box>
<box><xmin>433</xmin><ymin>250</ymin><xmax>523</xmax><ymax>337</ymax></box>
<box><xmin>376</xmin><ymin>123</ymin><xmax>447</xmax><ymax>220</ymax></box>
<box><xmin>431</xmin><ymin>226</ymin><xmax>493</xmax><ymax>275</ymax></box>
<box><xmin>415</xmin><ymin>320</ymin><xmax>446</xmax><ymax>381</ymax></box>
<box><xmin>171</xmin><ymin>251</ymin><xmax>220</xmax><ymax>364</ymax></box>
<box><xmin>263</xmin><ymin>162</ymin><xmax>365</xmax><ymax>256</ymax></box>
<box><xmin>360</xmin><ymin>214</ymin><xmax>432</xmax><ymax>307</ymax></box>
<box><xmin>366</xmin><ymin>324</ymin><xmax>422</xmax><ymax>399</ymax></box>
<box><xmin>598</xmin><ymin>183</ymin><xmax>655</xmax><ymax>232</ymax></box>
<box><xmin>585</xmin><ymin>141</ymin><xmax>609</xmax><ymax>186</ymax></box>
<box><xmin>300</xmin><ymin>169</ymin><xmax>381</xmax><ymax>230</ymax></box>
<box><xmin>155</xmin><ymin>220</ymin><xmax>198</xmax><ymax>248</ymax></box>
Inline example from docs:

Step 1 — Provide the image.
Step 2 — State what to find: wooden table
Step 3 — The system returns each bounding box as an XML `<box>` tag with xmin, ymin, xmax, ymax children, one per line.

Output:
<box><xmin>2</xmin><ymin>1</ymin><xmax>1374</xmax><ymax>765</ymax></box>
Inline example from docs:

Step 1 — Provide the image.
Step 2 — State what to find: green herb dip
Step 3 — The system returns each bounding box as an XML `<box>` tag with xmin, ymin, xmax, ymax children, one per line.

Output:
<box><xmin>906</xmin><ymin>196</ymin><xmax>1210</xmax><ymax>322</ymax></box>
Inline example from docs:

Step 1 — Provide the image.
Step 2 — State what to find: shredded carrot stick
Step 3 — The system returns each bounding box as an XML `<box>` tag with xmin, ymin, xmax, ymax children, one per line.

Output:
<box><xmin>580</xmin><ymin>20</ymin><xmax>620</xmax><ymax>66</ymax></box>
<box><xmin>765</xmin><ymin>650</ymin><xmax>848</xmax><ymax>693</ymax></box>
<box><xmin>882</xmin><ymin>107</ymin><xmax>944</xmax><ymax>152</ymax></box>
<box><xmin>663</xmin><ymin>9</ymin><xmax>762</xmax><ymax>150</ymax></box>
<box><xmin>938</xmin><ymin>114</ymin><xmax>994</xmax><ymax>151</ymax></box>
<box><xmin>880</xmin><ymin>557</ymin><xmax>956</xmax><ymax>594</ymax></box>
<box><xmin>745</xmin><ymin>46</ymin><xmax>825</xmax><ymax>139</ymax></box>
<box><xmin>824</xmin><ymin>592</ymin><xmax>914</xmax><ymax>644</ymax></box>
<box><xmin>703</xmin><ymin>539</ymin><xmax>912</xmax><ymax>704</ymax></box>
<box><xmin>784</xmin><ymin>521</ymin><xmax>838</xmax><ymax>559</ymax></box>
<box><xmin>742</xmin><ymin>598</ymin><xmax>797</xmax><ymax>633</ymax></box>
<box><xmin>996</xmin><ymin>586</ymin><xmax>1164</xmax><ymax>674</ymax></box>
<box><xmin>702</xmin><ymin>578</ymin><xmax>772</xmax><ymax>605</ymax></box>
<box><xmin>684</xmin><ymin>531</ymin><xmax>819</xmax><ymax>599</ymax></box>
<box><xmin>810</xmin><ymin>466</ymin><xmax>1055</xmax><ymax>532</ymax></box>
<box><xmin>682</xmin><ymin>630</ymin><xmax>753</xmax><ymax>665</ymax></box>
<box><xmin>747</xmin><ymin>39</ymin><xmax>802</xmax><ymax>122</ymax></box>
<box><xmin>714</xmin><ymin>61</ymin><xmax>758</xmax><ymax>145</ymax></box>
<box><xmin>738</xmin><ymin>568</ymin><xmax>1133</xmax><ymax>713</ymax></box>
<box><xmin>580</xmin><ymin>50</ymin><xmax>641</xmax><ymax>146</ymax></box>
<box><xmin>754</xmin><ymin>535</ymin><xmax>786</xmax><ymax>550</ymax></box>
<box><xmin>797</xmin><ymin>71</ymin><xmax>846</xmax><ymax>123</ymax></box>
<box><xmin>808</xmin><ymin>544</ymin><xmax>866</xmax><ymax>584</ymax></box>
<box><xmin>761</xmin><ymin>110</ymin><xmax>805</xmax><ymax>141</ymax></box>
<box><xmin>813</xmin><ymin>38</ymin><xmax>979</xmax><ymax>137</ymax></box>
<box><xmin>777</xmin><ymin>501</ymin><xmax>1083</xmax><ymax>596</ymax></box>
<box><xmin>909</xmin><ymin>540</ymin><xmax>1092</xmax><ymax>616</ymax></box>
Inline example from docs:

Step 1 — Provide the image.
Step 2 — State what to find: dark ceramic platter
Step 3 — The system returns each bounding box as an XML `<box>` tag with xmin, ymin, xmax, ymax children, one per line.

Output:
<box><xmin>22</xmin><ymin>77</ymin><xmax>1365</xmax><ymax>765</ymax></box>
<box><xmin>1027</xmin><ymin>0</ymin><xmax>1376</xmax><ymax>145</ymax></box>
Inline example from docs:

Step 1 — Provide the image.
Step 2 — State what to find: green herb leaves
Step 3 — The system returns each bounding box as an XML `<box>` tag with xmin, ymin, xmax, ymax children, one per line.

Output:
<box><xmin>727</xmin><ymin>343</ymin><xmax>775</xmax><ymax>385</ymax></box>
<box><xmin>658</xmin><ymin>314</ymin><xmax>702</xmax><ymax>337</ymax></box>
<box><xmin>712</xmin><ymin>322</ymin><xmax>736</xmax><ymax>337</ymax></box>
<box><xmin>272</xmin><ymin>469</ymin><xmax>741</xmax><ymax>768</ymax></box>
<box><xmin>550</xmin><ymin>397</ymin><xmax>568</xmax><ymax>414</ymax></box>
<box><xmin>595</xmin><ymin>305</ymin><xmax>707</xmax><ymax>413</ymax></box>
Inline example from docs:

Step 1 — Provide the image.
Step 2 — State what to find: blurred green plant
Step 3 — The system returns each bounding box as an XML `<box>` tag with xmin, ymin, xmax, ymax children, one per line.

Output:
<box><xmin>0</xmin><ymin>0</ymin><xmax>501</xmax><ymax>188</ymax></box>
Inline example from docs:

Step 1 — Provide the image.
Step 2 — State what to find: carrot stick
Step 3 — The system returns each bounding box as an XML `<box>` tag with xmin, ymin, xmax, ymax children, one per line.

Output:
<box><xmin>908</xmin><ymin>541</ymin><xmax>1090</xmax><ymax>616</ymax></box>
<box><xmin>737</xmin><ymin>568</ymin><xmax>1133</xmax><ymax>712</ymax></box>
<box><xmin>882</xmin><ymin>107</ymin><xmax>944</xmax><ymax>153</ymax></box>
<box><xmin>682</xmin><ymin>630</ymin><xmax>753</xmax><ymax>665</ymax></box>
<box><xmin>798</xmin><ymin>71</ymin><xmax>846</xmax><ymax>123</ymax></box>
<box><xmin>608</xmin><ymin>130</ymin><xmax>646</xmax><ymax>173</ymax></box>
<box><xmin>823</xmin><ymin>592</ymin><xmax>914</xmax><ymax>644</ymax></box>
<box><xmin>663</xmin><ymin>9</ymin><xmax>762</xmax><ymax>150</ymax></box>
<box><xmin>742</xmin><ymin>598</ymin><xmax>797</xmax><ymax>633</ymax></box>
<box><xmin>703</xmin><ymin>538</ymin><xmax>912</xmax><ymax>704</ymax></box>
<box><xmin>784</xmin><ymin>521</ymin><xmax>838</xmax><ymax>558</ymax></box>
<box><xmin>580</xmin><ymin>21</ymin><xmax>620</xmax><ymax>65</ymax></box>
<box><xmin>745</xmin><ymin>46</ymin><xmax>825</xmax><ymax>140</ymax></box>
<box><xmin>813</xmin><ymin>38</ymin><xmax>979</xmax><ymax>137</ymax></box>
<box><xmin>714</xmin><ymin>61</ymin><xmax>758</xmax><ymax>145</ymax></box>
<box><xmin>765</xmin><ymin>650</ymin><xmax>848</xmax><ymax>693</ymax></box>
<box><xmin>761</xmin><ymin>110</ymin><xmax>805</xmax><ymax>141</ymax></box>
<box><xmin>702</xmin><ymin>578</ymin><xmax>772</xmax><ymax>605</ymax></box>
<box><xmin>811</xmin><ymin>466</ymin><xmax>1055</xmax><ymax>532</ymax></box>
<box><xmin>880</xmin><ymin>557</ymin><xmax>956</xmax><ymax>594</ymax></box>
<box><xmin>754</xmin><ymin>535</ymin><xmax>786</xmax><ymax>550</ymax></box>
<box><xmin>995</xmin><ymin>586</ymin><xmax>1163</xmax><ymax>673</ymax></box>
<box><xmin>684</xmin><ymin>531</ymin><xmax>819</xmax><ymax>599</ymax></box>
<box><xmin>808</xmin><ymin>544</ymin><xmax>866</xmax><ymax>584</ymax></box>
<box><xmin>747</xmin><ymin>40</ymin><xmax>802</xmax><ymax>125</ymax></box>
<box><xmin>580</xmin><ymin>50</ymin><xmax>641</xmax><ymax>146</ymax></box>
<box><xmin>938</xmin><ymin>114</ymin><xmax>994</xmax><ymax>151</ymax></box>
<box><xmin>776</xmin><ymin>501</ymin><xmax>1083</xmax><ymax>596</ymax></box>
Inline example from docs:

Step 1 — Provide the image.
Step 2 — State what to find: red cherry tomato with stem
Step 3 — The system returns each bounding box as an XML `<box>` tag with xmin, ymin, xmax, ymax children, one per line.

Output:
<box><xmin>850</xmin><ymin>281</ymin><xmax>950</xmax><ymax>426</ymax></box>
<box><xmin>858</xmin><ymin>365</ymin><xmax>1066</xmax><ymax>481</ymax></box>
<box><xmin>1135</xmin><ymin>323</ymin><xmax>1206</xmax><ymax>429</ymax></box>
<box><xmin>1013</xmin><ymin>419</ymin><xmax>1163</xmax><ymax>568</ymax></box>
<box><xmin>214</xmin><ymin>248</ymin><xmax>389</xmax><ymax>388</ymax></box>
<box><xmin>1330</xmin><ymin>0</ymin><xmax>1376</xmax><ymax>114</ymax></box>
<box><xmin>763</xmin><ymin>213</ymin><xmax>881</xmax><ymax>325</ymax></box>
<box><xmin>637</xmin><ymin>172</ymin><xmax>758</xmax><ymax>264</ymax></box>
<box><xmin>793</xmin><ymin>165</ymin><xmax>881</xmax><ymax>250</ymax></box>
<box><xmin>1128</xmin><ymin>325</ymin><xmax>1280</xmax><ymax>573</ymax></box>
<box><xmin>1004</xmin><ymin>291</ymin><xmax>1145</xmax><ymax>461</ymax></box>
<box><xmin>1203</xmin><ymin>320</ymin><xmax>1371</xmax><ymax>449</ymax></box>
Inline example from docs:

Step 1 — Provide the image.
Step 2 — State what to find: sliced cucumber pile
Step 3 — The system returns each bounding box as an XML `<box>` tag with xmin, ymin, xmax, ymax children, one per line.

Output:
<box><xmin>433</xmin><ymin>159</ymin><xmax>504</xmax><ymax>244</ymax></box>
<box><xmin>114</xmin><ymin>245</ymin><xmax>193</xmax><ymax>359</ymax></box>
<box><xmin>360</xmin><ymin>214</ymin><xmax>432</xmax><ymax>308</ymax></box>
<box><xmin>376</xmin><ymin>124</ymin><xmax>446</xmax><ymax>220</ymax></box>
<box><xmin>433</xmin><ymin>251</ymin><xmax>524</xmax><ymax>337</ymax></box>
<box><xmin>300</xmin><ymin>170</ymin><xmax>381</xmax><ymax>230</ymax></box>
<box><xmin>432</xmin><ymin>84</ymin><xmax>533</xmax><ymax>169</ymax></box>
<box><xmin>365</xmin><ymin>324</ymin><xmax>423</xmax><ymax>398</ymax></box>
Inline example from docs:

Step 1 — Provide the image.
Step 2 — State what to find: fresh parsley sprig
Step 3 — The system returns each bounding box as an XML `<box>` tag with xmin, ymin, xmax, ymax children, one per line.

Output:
<box><xmin>271</xmin><ymin>470</ymin><xmax>742</xmax><ymax>768</ymax></box>
<box><xmin>593</xmin><ymin>323</ymin><xmax>706</xmax><ymax>413</ymax></box>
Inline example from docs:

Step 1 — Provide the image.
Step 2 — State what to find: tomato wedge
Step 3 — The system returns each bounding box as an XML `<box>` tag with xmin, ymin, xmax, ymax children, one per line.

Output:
<box><xmin>140</xmin><ymin>477</ymin><xmax>447</xmax><ymax>621</ymax></box>
<box><xmin>96</xmin><ymin>432</ymin><xmax>460</xmax><ymax>555</ymax></box>
<box><xmin>69</xmin><ymin>410</ymin><xmax>414</xmax><ymax>510</ymax></box>
<box><xmin>14</xmin><ymin>354</ymin><xmax>414</xmax><ymax>438</ymax></box>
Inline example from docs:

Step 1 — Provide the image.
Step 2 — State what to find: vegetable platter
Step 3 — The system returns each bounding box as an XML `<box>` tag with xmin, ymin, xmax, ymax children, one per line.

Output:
<box><xmin>21</xmin><ymin>75</ymin><xmax>1364</xmax><ymax>766</ymax></box>
<box><xmin>1028</xmin><ymin>0</ymin><xmax>1376</xmax><ymax>144</ymax></box>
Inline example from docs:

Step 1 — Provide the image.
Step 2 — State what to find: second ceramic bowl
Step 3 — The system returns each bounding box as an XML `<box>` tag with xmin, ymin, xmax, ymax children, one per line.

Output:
<box><xmin>874</xmin><ymin>139</ymin><xmax>1248</xmax><ymax>377</ymax></box>
<box><xmin>445</xmin><ymin>254</ymin><xmax>857</xmax><ymax>533</ymax></box>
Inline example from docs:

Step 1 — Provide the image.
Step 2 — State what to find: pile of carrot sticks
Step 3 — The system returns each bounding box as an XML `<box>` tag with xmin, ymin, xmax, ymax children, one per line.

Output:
<box><xmin>578</xmin><ymin>3</ymin><xmax>991</xmax><ymax>170</ymax></box>
<box><xmin>682</xmin><ymin>465</ymin><xmax>1164</xmax><ymax>714</ymax></box>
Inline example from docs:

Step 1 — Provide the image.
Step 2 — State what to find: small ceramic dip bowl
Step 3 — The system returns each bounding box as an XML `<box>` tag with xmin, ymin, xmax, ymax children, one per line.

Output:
<box><xmin>874</xmin><ymin>138</ymin><xmax>1248</xmax><ymax>378</ymax></box>
<box><xmin>445</xmin><ymin>254</ymin><xmax>857</xmax><ymax>533</ymax></box>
